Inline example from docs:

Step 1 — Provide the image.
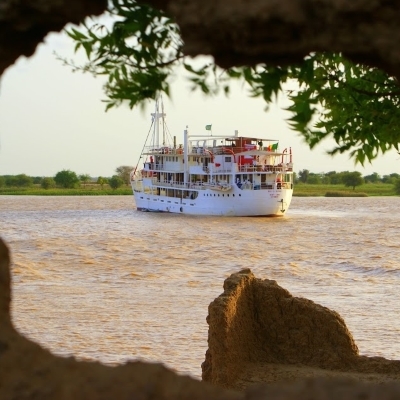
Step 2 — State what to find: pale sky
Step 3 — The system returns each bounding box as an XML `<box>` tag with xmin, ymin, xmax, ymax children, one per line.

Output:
<box><xmin>0</xmin><ymin>25</ymin><xmax>398</xmax><ymax>178</ymax></box>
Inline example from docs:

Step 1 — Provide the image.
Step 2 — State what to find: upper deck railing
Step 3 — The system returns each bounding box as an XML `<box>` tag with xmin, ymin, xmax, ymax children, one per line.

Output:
<box><xmin>143</xmin><ymin>144</ymin><xmax>284</xmax><ymax>155</ymax></box>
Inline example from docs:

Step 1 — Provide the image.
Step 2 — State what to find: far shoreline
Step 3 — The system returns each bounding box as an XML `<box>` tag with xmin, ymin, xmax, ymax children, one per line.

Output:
<box><xmin>0</xmin><ymin>183</ymin><xmax>397</xmax><ymax>197</ymax></box>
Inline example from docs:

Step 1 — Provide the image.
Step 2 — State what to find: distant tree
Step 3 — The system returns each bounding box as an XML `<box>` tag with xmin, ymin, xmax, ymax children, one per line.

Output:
<box><xmin>342</xmin><ymin>171</ymin><xmax>364</xmax><ymax>190</ymax></box>
<box><xmin>298</xmin><ymin>169</ymin><xmax>309</xmax><ymax>183</ymax></box>
<box><xmin>5</xmin><ymin>176</ymin><xmax>17</xmax><ymax>187</ymax></box>
<box><xmin>97</xmin><ymin>176</ymin><xmax>108</xmax><ymax>188</ymax></box>
<box><xmin>307</xmin><ymin>173</ymin><xmax>322</xmax><ymax>184</ymax></box>
<box><xmin>395</xmin><ymin>179</ymin><xmax>400</xmax><ymax>195</ymax></box>
<box><xmin>382</xmin><ymin>175</ymin><xmax>394</xmax><ymax>184</ymax></box>
<box><xmin>54</xmin><ymin>170</ymin><xmax>80</xmax><ymax>188</ymax></box>
<box><xmin>32</xmin><ymin>176</ymin><xmax>43</xmax><ymax>184</ymax></box>
<box><xmin>14</xmin><ymin>174</ymin><xmax>33</xmax><ymax>187</ymax></box>
<box><xmin>325</xmin><ymin>171</ymin><xmax>342</xmax><ymax>185</ymax></box>
<box><xmin>79</xmin><ymin>174</ymin><xmax>91</xmax><ymax>188</ymax></box>
<box><xmin>363</xmin><ymin>172</ymin><xmax>381</xmax><ymax>183</ymax></box>
<box><xmin>382</xmin><ymin>173</ymin><xmax>400</xmax><ymax>184</ymax></box>
<box><xmin>319</xmin><ymin>174</ymin><xmax>330</xmax><ymax>184</ymax></box>
<box><xmin>41</xmin><ymin>177</ymin><xmax>56</xmax><ymax>189</ymax></box>
<box><xmin>115</xmin><ymin>166</ymin><xmax>133</xmax><ymax>185</ymax></box>
<box><xmin>108</xmin><ymin>175</ymin><xmax>124</xmax><ymax>189</ymax></box>
<box><xmin>0</xmin><ymin>176</ymin><xmax>5</xmax><ymax>188</ymax></box>
<box><xmin>390</xmin><ymin>173</ymin><xmax>400</xmax><ymax>180</ymax></box>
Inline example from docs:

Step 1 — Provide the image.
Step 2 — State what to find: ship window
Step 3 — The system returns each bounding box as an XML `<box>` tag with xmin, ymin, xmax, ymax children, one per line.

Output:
<box><xmin>239</xmin><ymin>194</ymin><xmax>241</xmax><ymax>196</ymax></box>
<box><xmin>225</xmin><ymin>156</ymin><xmax>231</xmax><ymax>162</ymax></box>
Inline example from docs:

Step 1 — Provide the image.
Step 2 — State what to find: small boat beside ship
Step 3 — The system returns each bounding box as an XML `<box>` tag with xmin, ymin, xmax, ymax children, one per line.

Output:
<box><xmin>131</xmin><ymin>98</ymin><xmax>294</xmax><ymax>216</ymax></box>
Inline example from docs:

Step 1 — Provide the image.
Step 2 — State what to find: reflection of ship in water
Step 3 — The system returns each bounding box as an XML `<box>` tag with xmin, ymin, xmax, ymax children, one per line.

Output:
<box><xmin>131</xmin><ymin>98</ymin><xmax>294</xmax><ymax>216</ymax></box>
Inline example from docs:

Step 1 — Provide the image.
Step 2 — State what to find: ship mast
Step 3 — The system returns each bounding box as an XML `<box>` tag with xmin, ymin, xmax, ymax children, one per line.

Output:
<box><xmin>151</xmin><ymin>97</ymin><xmax>166</xmax><ymax>148</ymax></box>
<box><xmin>183</xmin><ymin>127</ymin><xmax>189</xmax><ymax>185</ymax></box>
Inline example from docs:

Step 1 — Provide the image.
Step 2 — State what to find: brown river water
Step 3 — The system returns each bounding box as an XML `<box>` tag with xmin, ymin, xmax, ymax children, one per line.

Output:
<box><xmin>1</xmin><ymin>195</ymin><xmax>400</xmax><ymax>379</ymax></box>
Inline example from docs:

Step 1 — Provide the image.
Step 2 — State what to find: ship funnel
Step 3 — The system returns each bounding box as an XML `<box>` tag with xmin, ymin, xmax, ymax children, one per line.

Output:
<box><xmin>234</xmin><ymin>130</ymin><xmax>239</xmax><ymax>137</ymax></box>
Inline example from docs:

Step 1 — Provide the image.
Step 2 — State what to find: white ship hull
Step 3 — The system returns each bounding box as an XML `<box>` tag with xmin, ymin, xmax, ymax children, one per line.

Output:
<box><xmin>133</xmin><ymin>185</ymin><xmax>292</xmax><ymax>216</ymax></box>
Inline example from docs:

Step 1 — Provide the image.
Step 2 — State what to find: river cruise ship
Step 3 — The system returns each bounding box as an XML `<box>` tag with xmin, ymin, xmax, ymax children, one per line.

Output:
<box><xmin>131</xmin><ymin>99</ymin><xmax>294</xmax><ymax>216</ymax></box>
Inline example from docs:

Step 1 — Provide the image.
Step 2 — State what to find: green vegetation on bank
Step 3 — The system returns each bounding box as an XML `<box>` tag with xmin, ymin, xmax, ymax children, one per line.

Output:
<box><xmin>0</xmin><ymin>186</ymin><xmax>132</xmax><ymax>196</ymax></box>
<box><xmin>0</xmin><ymin>182</ymin><xmax>397</xmax><ymax>197</ymax></box>
<box><xmin>1</xmin><ymin>168</ymin><xmax>399</xmax><ymax>196</ymax></box>
<box><xmin>294</xmin><ymin>183</ymin><xmax>396</xmax><ymax>197</ymax></box>
<box><xmin>0</xmin><ymin>166</ymin><xmax>134</xmax><ymax>195</ymax></box>
<box><xmin>294</xmin><ymin>170</ymin><xmax>400</xmax><ymax>196</ymax></box>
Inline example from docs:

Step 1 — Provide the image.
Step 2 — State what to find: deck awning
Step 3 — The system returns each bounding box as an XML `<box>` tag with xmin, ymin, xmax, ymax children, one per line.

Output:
<box><xmin>235</xmin><ymin>150</ymin><xmax>284</xmax><ymax>156</ymax></box>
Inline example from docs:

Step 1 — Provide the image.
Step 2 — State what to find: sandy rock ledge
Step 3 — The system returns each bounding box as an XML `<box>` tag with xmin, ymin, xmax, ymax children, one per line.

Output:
<box><xmin>202</xmin><ymin>269</ymin><xmax>400</xmax><ymax>391</ymax></box>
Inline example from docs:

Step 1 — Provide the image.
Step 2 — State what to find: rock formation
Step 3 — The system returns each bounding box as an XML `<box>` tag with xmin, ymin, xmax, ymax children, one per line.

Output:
<box><xmin>3</xmin><ymin>1</ymin><xmax>400</xmax><ymax>80</ymax></box>
<box><xmin>144</xmin><ymin>0</ymin><xmax>400</xmax><ymax>79</ymax></box>
<box><xmin>0</xmin><ymin>0</ymin><xmax>107</xmax><ymax>76</ymax></box>
<box><xmin>202</xmin><ymin>269</ymin><xmax>400</xmax><ymax>390</ymax></box>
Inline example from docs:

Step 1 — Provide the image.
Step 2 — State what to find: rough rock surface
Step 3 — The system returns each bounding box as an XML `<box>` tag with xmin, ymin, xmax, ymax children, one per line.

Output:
<box><xmin>0</xmin><ymin>0</ymin><xmax>107</xmax><ymax>75</ymax></box>
<box><xmin>144</xmin><ymin>0</ymin><xmax>400</xmax><ymax>78</ymax></box>
<box><xmin>202</xmin><ymin>269</ymin><xmax>400</xmax><ymax>390</ymax></box>
<box><xmin>3</xmin><ymin>1</ymin><xmax>400</xmax><ymax>79</ymax></box>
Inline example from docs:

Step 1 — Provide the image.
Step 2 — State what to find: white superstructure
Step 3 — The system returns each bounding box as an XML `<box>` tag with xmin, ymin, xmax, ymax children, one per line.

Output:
<box><xmin>131</xmin><ymin>98</ymin><xmax>294</xmax><ymax>216</ymax></box>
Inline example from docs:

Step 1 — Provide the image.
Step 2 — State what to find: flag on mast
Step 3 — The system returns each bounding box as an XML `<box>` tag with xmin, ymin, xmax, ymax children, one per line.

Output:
<box><xmin>205</xmin><ymin>124</ymin><xmax>212</xmax><ymax>131</ymax></box>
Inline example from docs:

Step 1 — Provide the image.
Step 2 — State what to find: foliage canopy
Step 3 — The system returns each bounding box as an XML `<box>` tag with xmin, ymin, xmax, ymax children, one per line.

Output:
<box><xmin>41</xmin><ymin>177</ymin><xmax>56</xmax><ymax>189</ymax></box>
<box><xmin>395</xmin><ymin>179</ymin><xmax>400</xmax><ymax>195</ymax></box>
<box><xmin>341</xmin><ymin>171</ymin><xmax>364</xmax><ymax>190</ymax></box>
<box><xmin>62</xmin><ymin>0</ymin><xmax>400</xmax><ymax>165</ymax></box>
<box><xmin>108</xmin><ymin>175</ymin><xmax>124</xmax><ymax>189</ymax></box>
<box><xmin>54</xmin><ymin>170</ymin><xmax>80</xmax><ymax>188</ymax></box>
<box><xmin>115</xmin><ymin>165</ymin><xmax>134</xmax><ymax>185</ymax></box>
